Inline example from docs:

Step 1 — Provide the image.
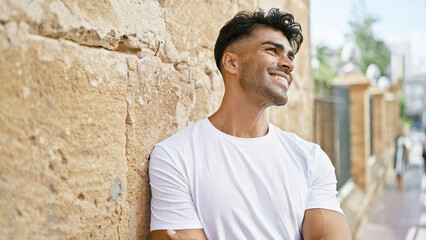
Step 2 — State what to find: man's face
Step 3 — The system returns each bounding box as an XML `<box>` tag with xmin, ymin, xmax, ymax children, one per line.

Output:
<box><xmin>237</xmin><ymin>27</ymin><xmax>295</xmax><ymax>106</ymax></box>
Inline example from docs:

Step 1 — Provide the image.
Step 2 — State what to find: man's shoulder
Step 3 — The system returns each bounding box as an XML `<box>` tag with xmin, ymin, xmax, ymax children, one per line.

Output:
<box><xmin>271</xmin><ymin>124</ymin><xmax>318</xmax><ymax>150</ymax></box>
<box><xmin>156</xmin><ymin>118</ymin><xmax>206</xmax><ymax>150</ymax></box>
<box><xmin>150</xmin><ymin>119</ymin><xmax>208</xmax><ymax>167</ymax></box>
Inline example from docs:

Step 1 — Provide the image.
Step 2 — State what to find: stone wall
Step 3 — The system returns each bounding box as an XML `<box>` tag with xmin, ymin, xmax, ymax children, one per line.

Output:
<box><xmin>0</xmin><ymin>0</ymin><xmax>312</xmax><ymax>239</ymax></box>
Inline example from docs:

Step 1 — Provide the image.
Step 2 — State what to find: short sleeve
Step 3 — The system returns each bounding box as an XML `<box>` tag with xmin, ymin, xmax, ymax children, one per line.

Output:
<box><xmin>149</xmin><ymin>145</ymin><xmax>203</xmax><ymax>231</ymax></box>
<box><xmin>305</xmin><ymin>146</ymin><xmax>344</xmax><ymax>215</ymax></box>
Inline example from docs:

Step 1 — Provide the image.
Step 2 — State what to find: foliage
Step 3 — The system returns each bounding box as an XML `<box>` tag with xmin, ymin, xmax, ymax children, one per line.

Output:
<box><xmin>348</xmin><ymin>15</ymin><xmax>391</xmax><ymax>75</ymax></box>
<box><xmin>398</xmin><ymin>90</ymin><xmax>412</xmax><ymax>128</ymax></box>
<box><xmin>313</xmin><ymin>45</ymin><xmax>338</xmax><ymax>94</ymax></box>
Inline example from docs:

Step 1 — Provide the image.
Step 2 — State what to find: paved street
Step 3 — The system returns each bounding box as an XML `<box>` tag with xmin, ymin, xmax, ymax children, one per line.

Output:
<box><xmin>361</xmin><ymin>131</ymin><xmax>426</xmax><ymax>240</ymax></box>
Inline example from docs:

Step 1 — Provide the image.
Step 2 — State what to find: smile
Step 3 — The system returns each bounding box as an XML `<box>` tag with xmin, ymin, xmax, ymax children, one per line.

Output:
<box><xmin>270</xmin><ymin>73</ymin><xmax>289</xmax><ymax>88</ymax></box>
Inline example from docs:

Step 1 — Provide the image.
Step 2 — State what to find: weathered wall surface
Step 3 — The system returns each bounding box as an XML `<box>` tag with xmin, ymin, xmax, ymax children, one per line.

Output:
<box><xmin>0</xmin><ymin>0</ymin><xmax>311</xmax><ymax>239</ymax></box>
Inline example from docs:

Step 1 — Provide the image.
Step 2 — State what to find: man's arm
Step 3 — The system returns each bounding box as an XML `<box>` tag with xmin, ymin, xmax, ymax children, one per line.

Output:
<box><xmin>302</xmin><ymin>208</ymin><xmax>352</xmax><ymax>240</ymax></box>
<box><xmin>149</xmin><ymin>146</ymin><xmax>205</xmax><ymax>238</ymax></box>
<box><xmin>152</xmin><ymin>229</ymin><xmax>207</xmax><ymax>240</ymax></box>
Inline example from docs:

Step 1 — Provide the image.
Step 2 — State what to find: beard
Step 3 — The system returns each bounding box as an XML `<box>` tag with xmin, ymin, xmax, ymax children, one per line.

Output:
<box><xmin>239</xmin><ymin>63</ymin><xmax>289</xmax><ymax>106</ymax></box>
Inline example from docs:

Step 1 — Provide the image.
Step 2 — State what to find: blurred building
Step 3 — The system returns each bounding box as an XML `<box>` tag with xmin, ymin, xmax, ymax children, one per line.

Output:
<box><xmin>404</xmin><ymin>75</ymin><xmax>426</xmax><ymax>128</ymax></box>
<box><xmin>392</xmin><ymin>41</ymin><xmax>426</xmax><ymax>129</ymax></box>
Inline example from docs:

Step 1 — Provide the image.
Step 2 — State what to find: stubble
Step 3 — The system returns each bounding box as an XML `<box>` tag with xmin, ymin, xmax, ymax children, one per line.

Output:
<box><xmin>240</xmin><ymin>63</ymin><xmax>289</xmax><ymax>106</ymax></box>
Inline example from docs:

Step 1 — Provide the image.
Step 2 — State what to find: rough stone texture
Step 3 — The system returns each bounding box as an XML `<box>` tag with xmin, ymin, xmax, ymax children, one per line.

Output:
<box><xmin>0</xmin><ymin>1</ymin><xmax>312</xmax><ymax>239</ymax></box>
<box><xmin>0</xmin><ymin>21</ymin><xmax>129</xmax><ymax>239</ymax></box>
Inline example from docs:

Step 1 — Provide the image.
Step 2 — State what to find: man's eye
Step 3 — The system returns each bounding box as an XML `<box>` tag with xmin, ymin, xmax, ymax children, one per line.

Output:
<box><xmin>266</xmin><ymin>48</ymin><xmax>277</xmax><ymax>54</ymax></box>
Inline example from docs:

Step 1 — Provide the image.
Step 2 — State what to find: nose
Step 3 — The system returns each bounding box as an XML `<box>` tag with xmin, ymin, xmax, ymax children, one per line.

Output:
<box><xmin>278</xmin><ymin>55</ymin><xmax>294</xmax><ymax>72</ymax></box>
<box><xmin>277</xmin><ymin>54</ymin><xmax>294</xmax><ymax>86</ymax></box>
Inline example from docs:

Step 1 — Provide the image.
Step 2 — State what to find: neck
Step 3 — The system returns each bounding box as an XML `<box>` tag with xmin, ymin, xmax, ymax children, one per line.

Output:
<box><xmin>209</xmin><ymin>89</ymin><xmax>270</xmax><ymax>138</ymax></box>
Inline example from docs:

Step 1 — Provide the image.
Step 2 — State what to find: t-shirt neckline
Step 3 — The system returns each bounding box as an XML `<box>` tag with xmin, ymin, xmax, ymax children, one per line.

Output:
<box><xmin>203</xmin><ymin>118</ymin><xmax>274</xmax><ymax>143</ymax></box>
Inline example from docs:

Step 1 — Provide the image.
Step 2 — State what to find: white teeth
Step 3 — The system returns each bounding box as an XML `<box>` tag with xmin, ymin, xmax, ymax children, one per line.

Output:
<box><xmin>273</xmin><ymin>75</ymin><xmax>287</xmax><ymax>82</ymax></box>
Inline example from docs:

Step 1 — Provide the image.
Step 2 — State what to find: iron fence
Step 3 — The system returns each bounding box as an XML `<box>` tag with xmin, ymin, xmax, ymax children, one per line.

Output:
<box><xmin>314</xmin><ymin>86</ymin><xmax>351</xmax><ymax>190</ymax></box>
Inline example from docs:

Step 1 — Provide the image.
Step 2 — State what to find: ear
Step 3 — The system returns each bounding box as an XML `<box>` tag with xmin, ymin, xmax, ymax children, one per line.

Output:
<box><xmin>222</xmin><ymin>52</ymin><xmax>240</xmax><ymax>74</ymax></box>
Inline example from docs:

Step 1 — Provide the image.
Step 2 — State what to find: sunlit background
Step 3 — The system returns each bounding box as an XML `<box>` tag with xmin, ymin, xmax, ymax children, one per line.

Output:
<box><xmin>311</xmin><ymin>0</ymin><xmax>426</xmax><ymax>77</ymax></box>
<box><xmin>310</xmin><ymin>1</ymin><xmax>426</xmax><ymax>239</ymax></box>
<box><xmin>311</xmin><ymin>0</ymin><xmax>426</xmax><ymax>116</ymax></box>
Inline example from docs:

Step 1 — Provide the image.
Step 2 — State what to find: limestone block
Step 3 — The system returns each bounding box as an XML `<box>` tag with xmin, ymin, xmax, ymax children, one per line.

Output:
<box><xmin>0</xmin><ymin>0</ymin><xmax>169</xmax><ymax>53</ymax></box>
<box><xmin>0</xmin><ymin>21</ymin><xmax>130</xmax><ymax>239</ymax></box>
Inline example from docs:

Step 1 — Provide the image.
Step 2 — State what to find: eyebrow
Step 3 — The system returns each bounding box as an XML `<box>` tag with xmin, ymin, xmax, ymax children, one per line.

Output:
<box><xmin>262</xmin><ymin>41</ymin><xmax>295</xmax><ymax>59</ymax></box>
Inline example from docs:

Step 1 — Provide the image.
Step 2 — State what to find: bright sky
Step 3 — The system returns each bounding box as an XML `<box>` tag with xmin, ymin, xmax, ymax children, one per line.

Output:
<box><xmin>310</xmin><ymin>0</ymin><xmax>426</xmax><ymax>77</ymax></box>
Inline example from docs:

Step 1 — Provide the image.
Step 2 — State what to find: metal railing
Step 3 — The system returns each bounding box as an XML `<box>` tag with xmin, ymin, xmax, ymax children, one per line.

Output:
<box><xmin>314</xmin><ymin>86</ymin><xmax>352</xmax><ymax>190</ymax></box>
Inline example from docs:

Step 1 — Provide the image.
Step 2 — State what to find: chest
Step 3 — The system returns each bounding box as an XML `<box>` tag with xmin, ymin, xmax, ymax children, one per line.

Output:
<box><xmin>189</xmin><ymin>143</ymin><xmax>309</xmax><ymax>228</ymax></box>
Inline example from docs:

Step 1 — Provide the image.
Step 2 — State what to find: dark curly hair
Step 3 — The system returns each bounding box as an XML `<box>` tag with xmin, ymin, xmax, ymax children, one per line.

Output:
<box><xmin>214</xmin><ymin>8</ymin><xmax>303</xmax><ymax>72</ymax></box>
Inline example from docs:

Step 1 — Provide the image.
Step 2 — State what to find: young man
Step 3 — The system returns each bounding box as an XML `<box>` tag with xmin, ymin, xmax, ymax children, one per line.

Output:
<box><xmin>149</xmin><ymin>9</ymin><xmax>352</xmax><ymax>240</ymax></box>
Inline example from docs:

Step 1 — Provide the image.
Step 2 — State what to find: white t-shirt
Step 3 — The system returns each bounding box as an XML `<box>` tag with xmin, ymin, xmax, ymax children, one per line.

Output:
<box><xmin>149</xmin><ymin>118</ymin><xmax>343</xmax><ymax>240</ymax></box>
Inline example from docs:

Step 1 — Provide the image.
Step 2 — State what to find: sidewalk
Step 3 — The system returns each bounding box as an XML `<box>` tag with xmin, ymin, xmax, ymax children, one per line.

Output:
<box><xmin>361</xmin><ymin>131</ymin><xmax>426</xmax><ymax>240</ymax></box>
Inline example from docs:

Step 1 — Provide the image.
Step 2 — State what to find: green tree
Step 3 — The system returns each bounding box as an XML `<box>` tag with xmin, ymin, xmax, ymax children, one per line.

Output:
<box><xmin>313</xmin><ymin>45</ymin><xmax>338</xmax><ymax>94</ymax></box>
<box><xmin>348</xmin><ymin>15</ymin><xmax>391</xmax><ymax>75</ymax></box>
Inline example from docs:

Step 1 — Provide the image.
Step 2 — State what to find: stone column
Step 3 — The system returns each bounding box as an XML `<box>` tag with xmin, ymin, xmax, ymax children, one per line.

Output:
<box><xmin>333</xmin><ymin>73</ymin><xmax>371</xmax><ymax>191</ymax></box>
<box><xmin>370</xmin><ymin>89</ymin><xmax>386</xmax><ymax>164</ymax></box>
<box><xmin>384</xmin><ymin>93</ymin><xmax>396</xmax><ymax>148</ymax></box>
